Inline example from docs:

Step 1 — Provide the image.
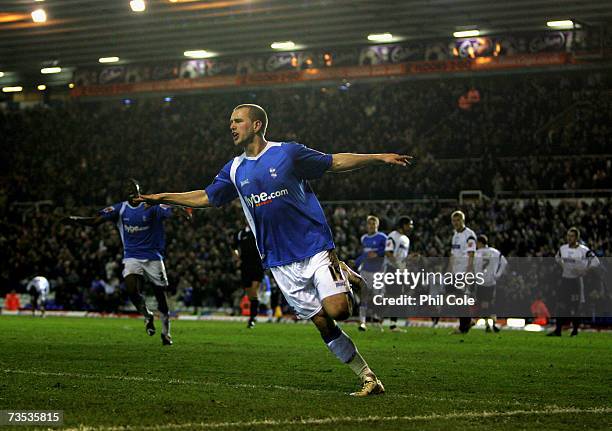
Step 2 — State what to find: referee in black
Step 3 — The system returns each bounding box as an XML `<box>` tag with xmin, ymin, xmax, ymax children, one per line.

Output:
<box><xmin>233</xmin><ymin>226</ymin><xmax>265</xmax><ymax>328</ymax></box>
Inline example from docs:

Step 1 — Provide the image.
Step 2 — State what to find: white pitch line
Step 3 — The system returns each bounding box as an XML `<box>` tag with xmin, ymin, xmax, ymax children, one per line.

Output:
<box><xmin>66</xmin><ymin>406</ymin><xmax>612</xmax><ymax>431</ymax></box>
<box><xmin>2</xmin><ymin>368</ymin><xmax>525</xmax><ymax>407</ymax></box>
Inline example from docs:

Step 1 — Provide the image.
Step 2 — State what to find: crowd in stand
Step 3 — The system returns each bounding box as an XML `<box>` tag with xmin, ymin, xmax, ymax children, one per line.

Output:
<box><xmin>2</xmin><ymin>70</ymin><xmax>610</xmax><ymax>205</ymax></box>
<box><xmin>1</xmin><ymin>70</ymin><xmax>611</xmax><ymax>311</ymax></box>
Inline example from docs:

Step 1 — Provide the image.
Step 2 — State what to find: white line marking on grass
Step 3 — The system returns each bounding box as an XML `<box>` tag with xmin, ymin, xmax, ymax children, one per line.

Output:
<box><xmin>66</xmin><ymin>406</ymin><xmax>612</xmax><ymax>430</ymax></box>
<box><xmin>3</xmin><ymin>368</ymin><xmax>525</xmax><ymax>406</ymax></box>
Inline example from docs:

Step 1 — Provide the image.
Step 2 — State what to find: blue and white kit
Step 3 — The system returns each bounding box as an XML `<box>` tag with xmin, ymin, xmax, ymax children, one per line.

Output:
<box><xmin>99</xmin><ymin>201</ymin><xmax>172</xmax><ymax>286</ymax></box>
<box><xmin>206</xmin><ymin>141</ymin><xmax>348</xmax><ymax>318</ymax></box>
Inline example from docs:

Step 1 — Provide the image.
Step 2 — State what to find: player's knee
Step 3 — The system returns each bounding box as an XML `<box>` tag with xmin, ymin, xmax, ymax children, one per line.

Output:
<box><xmin>324</xmin><ymin>298</ymin><xmax>350</xmax><ymax>321</ymax></box>
<box><xmin>332</xmin><ymin>308</ymin><xmax>350</xmax><ymax>321</ymax></box>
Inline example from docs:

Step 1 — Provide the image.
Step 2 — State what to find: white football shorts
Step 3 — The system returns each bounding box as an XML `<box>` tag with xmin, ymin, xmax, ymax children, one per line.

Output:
<box><xmin>270</xmin><ymin>250</ymin><xmax>349</xmax><ymax>319</ymax></box>
<box><xmin>123</xmin><ymin>258</ymin><xmax>168</xmax><ymax>287</ymax></box>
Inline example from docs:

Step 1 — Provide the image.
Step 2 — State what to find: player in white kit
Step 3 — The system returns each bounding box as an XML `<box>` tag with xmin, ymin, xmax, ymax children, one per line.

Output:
<box><xmin>475</xmin><ymin>235</ymin><xmax>507</xmax><ymax>333</ymax></box>
<box><xmin>385</xmin><ymin>216</ymin><xmax>413</xmax><ymax>332</ymax></box>
<box><xmin>549</xmin><ymin>227</ymin><xmax>600</xmax><ymax>336</ymax></box>
<box><xmin>26</xmin><ymin>276</ymin><xmax>50</xmax><ymax>317</ymax></box>
<box><xmin>449</xmin><ymin>210</ymin><xmax>477</xmax><ymax>334</ymax></box>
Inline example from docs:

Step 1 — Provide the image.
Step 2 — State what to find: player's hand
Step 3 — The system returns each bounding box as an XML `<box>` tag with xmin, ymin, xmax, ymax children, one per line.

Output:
<box><xmin>135</xmin><ymin>194</ymin><xmax>161</xmax><ymax>204</ymax></box>
<box><xmin>379</xmin><ymin>154</ymin><xmax>413</xmax><ymax>166</ymax></box>
<box><xmin>60</xmin><ymin>216</ymin><xmax>81</xmax><ymax>225</ymax></box>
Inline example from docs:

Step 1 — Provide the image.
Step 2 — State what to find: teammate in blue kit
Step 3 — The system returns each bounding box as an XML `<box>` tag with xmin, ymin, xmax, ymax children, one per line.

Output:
<box><xmin>355</xmin><ymin>215</ymin><xmax>387</xmax><ymax>332</ymax></box>
<box><xmin>138</xmin><ymin>104</ymin><xmax>411</xmax><ymax>396</ymax></box>
<box><xmin>64</xmin><ymin>179</ymin><xmax>177</xmax><ymax>346</ymax></box>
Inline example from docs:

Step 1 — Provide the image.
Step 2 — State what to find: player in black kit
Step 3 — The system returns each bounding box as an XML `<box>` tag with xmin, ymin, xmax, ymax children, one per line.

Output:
<box><xmin>233</xmin><ymin>226</ymin><xmax>265</xmax><ymax>328</ymax></box>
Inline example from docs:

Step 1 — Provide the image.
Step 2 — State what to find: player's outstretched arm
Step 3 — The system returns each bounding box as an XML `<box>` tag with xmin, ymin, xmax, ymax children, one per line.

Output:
<box><xmin>62</xmin><ymin>215</ymin><xmax>106</xmax><ymax>227</ymax></box>
<box><xmin>329</xmin><ymin>153</ymin><xmax>412</xmax><ymax>173</ymax></box>
<box><xmin>137</xmin><ymin>190</ymin><xmax>210</xmax><ymax>208</ymax></box>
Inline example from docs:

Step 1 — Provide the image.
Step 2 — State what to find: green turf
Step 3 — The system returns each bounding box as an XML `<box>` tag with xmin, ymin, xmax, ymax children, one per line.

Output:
<box><xmin>0</xmin><ymin>316</ymin><xmax>611</xmax><ymax>430</ymax></box>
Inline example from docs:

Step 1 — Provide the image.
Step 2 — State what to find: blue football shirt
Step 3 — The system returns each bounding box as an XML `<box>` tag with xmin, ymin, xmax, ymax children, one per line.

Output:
<box><xmin>356</xmin><ymin>232</ymin><xmax>388</xmax><ymax>272</ymax></box>
<box><xmin>205</xmin><ymin>141</ymin><xmax>335</xmax><ymax>269</ymax></box>
<box><xmin>99</xmin><ymin>202</ymin><xmax>172</xmax><ymax>260</ymax></box>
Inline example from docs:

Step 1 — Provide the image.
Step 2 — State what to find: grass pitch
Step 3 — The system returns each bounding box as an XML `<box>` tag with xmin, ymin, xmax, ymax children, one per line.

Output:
<box><xmin>1</xmin><ymin>316</ymin><xmax>611</xmax><ymax>430</ymax></box>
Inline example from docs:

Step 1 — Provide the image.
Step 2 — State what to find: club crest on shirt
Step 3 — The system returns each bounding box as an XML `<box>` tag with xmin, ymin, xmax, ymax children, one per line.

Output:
<box><xmin>269</xmin><ymin>167</ymin><xmax>277</xmax><ymax>178</ymax></box>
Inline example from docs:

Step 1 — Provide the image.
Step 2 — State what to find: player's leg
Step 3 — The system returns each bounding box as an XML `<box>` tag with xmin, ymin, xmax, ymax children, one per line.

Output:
<box><xmin>311</xmin><ymin>304</ymin><xmax>384</xmax><ymax>397</ymax></box>
<box><xmin>144</xmin><ymin>260</ymin><xmax>173</xmax><ymax>345</ymax></box>
<box><xmin>489</xmin><ymin>315</ymin><xmax>500</xmax><ymax>332</ymax></box>
<box><xmin>358</xmin><ymin>271</ymin><xmax>374</xmax><ymax>331</ymax></box>
<box><xmin>40</xmin><ymin>294</ymin><xmax>46</xmax><ymax>318</ymax></box>
<box><xmin>389</xmin><ymin>317</ymin><xmax>406</xmax><ymax>332</ymax></box>
<box><xmin>30</xmin><ymin>292</ymin><xmax>37</xmax><ymax>316</ymax></box>
<box><xmin>547</xmin><ymin>317</ymin><xmax>564</xmax><ymax>336</ymax></box>
<box><xmin>570</xmin><ymin>317</ymin><xmax>580</xmax><ymax>336</ymax></box>
<box><xmin>152</xmin><ymin>286</ymin><xmax>172</xmax><ymax>345</ymax></box>
<box><xmin>124</xmin><ymin>273</ymin><xmax>155</xmax><ymax>335</ymax></box>
<box><xmin>315</xmin><ymin>255</ymin><xmax>384</xmax><ymax>396</ymax></box>
<box><xmin>269</xmin><ymin>253</ymin><xmax>383</xmax><ymax>396</ymax></box>
<box><xmin>245</xmin><ymin>281</ymin><xmax>260</xmax><ymax>328</ymax></box>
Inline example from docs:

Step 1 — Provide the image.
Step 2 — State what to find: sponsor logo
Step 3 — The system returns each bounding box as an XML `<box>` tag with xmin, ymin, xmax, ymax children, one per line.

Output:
<box><xmin>245</xmin><ymin>188</ymin><xmax>289</xmax><ymax>207</ymax></box>
<box><xmin>124</xmin><ymin>225</ymin><xmax>150</xmax><ymax>234</ymax></box>
<box><xmin>240</xmin><ymin>179</ymin><xmax>250</xmax><ymax>186</ymax></box>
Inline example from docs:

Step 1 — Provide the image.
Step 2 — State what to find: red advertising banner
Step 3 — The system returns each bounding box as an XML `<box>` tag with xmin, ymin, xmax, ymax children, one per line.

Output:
<box><xmin>70</xmin><ymin>52</ymin><xmax>571</xmax><ymax>98</ymax></box>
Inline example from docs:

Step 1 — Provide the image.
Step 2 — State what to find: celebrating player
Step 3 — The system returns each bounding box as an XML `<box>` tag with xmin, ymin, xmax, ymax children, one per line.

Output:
<box><xmin>26</xmin><ymin>275</ymin><xmax>50</xmax><ymax>317</ymax></box>
<box><xmin>137</xmin><ymin>104</ymin><xmax>411</xmax><ymax>396</ymax></box>
<box><xmin>474</xmin><ymin>234</ymin><xmax>507</xmax><ymax>333</ymax></box>
<box><xmin>385</xmin><ymin>216</ymin><xmax>413</xmax><ymax>332</ymax></box>
<box><xmin>449</xmin><ymin>210</ymin><xmax>477</xmax><ymax>334</ymax></box>
<box><xmin>355</xmin><ymin>215</ymin><xmax>387</xmax><ymax>332</ymax></box>
<box><xmin>550</xmin><ymin>227</ymin><xmax>600</xmax><ymax>336</ymax></box>
<box><xmin>63</xmin><ymin>178</ymin><xmax>178</xmax><ymax>346</ymax></box>
<box><xmin>232</xmin><ymin>225</ymin><xmax>265</xmax><ymax>328</ymax></box>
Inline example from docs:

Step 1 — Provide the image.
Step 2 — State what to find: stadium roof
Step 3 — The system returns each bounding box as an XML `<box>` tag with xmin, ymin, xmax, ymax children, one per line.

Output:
<box><xmin>1</xmin><ymin>0</ymin><xmax>611</xmax><ymax>81</ymax></box>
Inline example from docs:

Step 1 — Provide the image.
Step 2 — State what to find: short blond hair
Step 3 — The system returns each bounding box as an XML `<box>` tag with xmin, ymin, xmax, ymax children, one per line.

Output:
<box><xmin>568</xmin><ymin>227</ymin><xmax>580</xmax><ymax>239</ymax></box>
<box><xmin>233</xmin><ymin>104</ymin><xmax>268</xmax><ymax>136</ymax></box>
<box><xmin>451</xmin><ymin>210</ymin><xmax>465</xmax><ymax>220</ymax></box>
<box><xmin>366</xmin><ymin>215</ymin><xmax>379</xmax><ymax>224</ymax></box>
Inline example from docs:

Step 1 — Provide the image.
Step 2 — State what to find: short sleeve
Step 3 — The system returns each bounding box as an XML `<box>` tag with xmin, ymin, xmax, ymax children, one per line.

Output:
<box><xmin>156</xmin><ymin>204</ymin><xmax>173</xmax><ymax>219</ymax></box>
<box><xmin>385</xmin><ymin>237</ymin><xmax>395</xmax><ymax>253</ymax></box>
<box><xmin>205</xmin><ymin>160</ymin><xmax>239</xmax><ymax>207</ymax></box>
<box><xmin>466</xmin><ymin>231</ymin><xmax>477</xmax><ymax>252</ymax></box>
<box><xmin>286</xmin><ymin>142</ymin><xmax>332</xmax><ymax>180</ymax></box>
<box><xmin>98</xmin><ymin>203</ymin><xmax>121</xmax><ymax>221</ymax></box>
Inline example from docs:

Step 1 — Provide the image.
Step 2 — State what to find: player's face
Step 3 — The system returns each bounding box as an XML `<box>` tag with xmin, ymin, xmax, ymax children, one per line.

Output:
<box><xmin>367</xmin><ymin>219</ymin><xmax>378</xmax><ymax>234</ymax></box>
<box><xmin>476</xmin><ymin>241</ymin><xmax>485</xmax><ymax>249</ymax></box>
<box><xmin>567</xmin><ymin>231</ymin><xmax>578</xmax><ymax>245</ymax></box>
<box><xmin>451</xmin><ymin>215</ymin><xmax>464</xmax><ymax>231</ymax></box>
<box><xmin>123</xmin><ymin>180</ymin><xmax>140</xmax><ymax>201</ymax></box>
<box><xmin>230</xmin><ymin>108</ymin><xmax>256</xmax><ymax>146</ymax></box>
